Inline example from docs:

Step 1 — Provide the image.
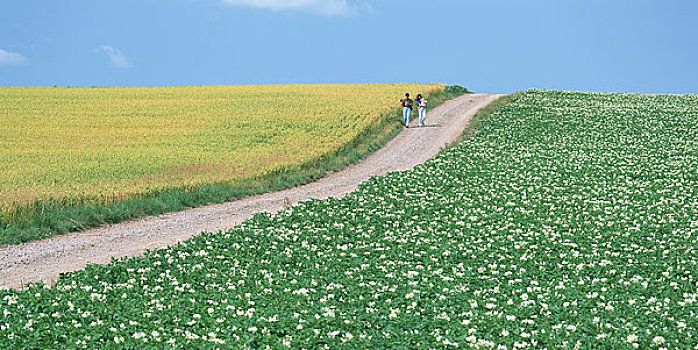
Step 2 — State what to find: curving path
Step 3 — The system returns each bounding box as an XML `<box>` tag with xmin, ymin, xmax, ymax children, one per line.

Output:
<box><xmin>0</xmin><ymin>94</ymin><xmax>502</xmax><ymax>290</ymax></box>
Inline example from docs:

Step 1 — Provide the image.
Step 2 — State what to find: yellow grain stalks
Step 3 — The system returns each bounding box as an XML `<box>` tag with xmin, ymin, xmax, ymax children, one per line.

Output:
<box><xmin>0</xmin><ymin>84</ymin><xmax>442</xmax><ymax>220</ymax></box>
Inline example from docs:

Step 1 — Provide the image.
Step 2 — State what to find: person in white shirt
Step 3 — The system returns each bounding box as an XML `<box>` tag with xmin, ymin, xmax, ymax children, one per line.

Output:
<box><xmin>416</xmin><ymin>94</ymin><xmax>428</xmax><ymax>127</ymax></box>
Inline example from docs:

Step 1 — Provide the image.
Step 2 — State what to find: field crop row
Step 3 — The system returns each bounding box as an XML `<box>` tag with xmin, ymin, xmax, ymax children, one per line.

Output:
<box><xmin>0</xmin><ymin>84</ymin><xmax>444</xmax><ymax>243</ymax></box>
<box><xmin>1</xmin><ymin>90</ymin><xmax>697</xmax><ymax>348</ymax></box>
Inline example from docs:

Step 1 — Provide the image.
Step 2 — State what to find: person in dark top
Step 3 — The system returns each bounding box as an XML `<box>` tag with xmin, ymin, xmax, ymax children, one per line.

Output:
<box><xmin>400</xmin><ymin>93</ymin><xmax>414</xmax><ymax>128</ymax></box>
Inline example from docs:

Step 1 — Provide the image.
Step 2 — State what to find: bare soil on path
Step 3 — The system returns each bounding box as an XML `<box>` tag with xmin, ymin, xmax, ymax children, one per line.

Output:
<box><xmin>0</xmin><ymin>94</ymin><xmax>502</xmax><ymax>290</ymax></box>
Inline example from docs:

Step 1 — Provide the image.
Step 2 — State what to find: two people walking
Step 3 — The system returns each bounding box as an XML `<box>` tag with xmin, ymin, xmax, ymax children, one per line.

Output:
<box><xmin>400</xmin><ymin>93</ymin><xmax>428</xmax><ymax>128</ymax></box>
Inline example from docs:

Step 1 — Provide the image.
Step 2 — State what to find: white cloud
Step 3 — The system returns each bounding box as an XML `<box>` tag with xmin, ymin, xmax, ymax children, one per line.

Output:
<box><xmin>221</xmin><ymin>0</ymin><xmax>371</xmax><ymax>16</ymax></box>
<box><xmin>95</xmin><ymin>45</ymin><xmax>132</xmax><ymax>68</ymax></box>
<box><xmin>0</xmin><ymin>49</ymin><xmax>27</xmax><ymax>65</ymax></box>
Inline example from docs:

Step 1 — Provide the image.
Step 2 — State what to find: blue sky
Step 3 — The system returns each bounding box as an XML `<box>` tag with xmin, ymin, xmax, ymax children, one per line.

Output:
<box><xmin>1</xmin><ymin>0</ymin><xmax>696</xmax><ymax>94</ymax></box>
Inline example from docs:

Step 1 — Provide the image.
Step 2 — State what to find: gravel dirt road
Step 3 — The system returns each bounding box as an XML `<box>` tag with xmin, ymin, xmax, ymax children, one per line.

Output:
<box><xmin>0</xmin><ymin>93</ymin><xmax>502</xmax><ymax>290</ymax></box>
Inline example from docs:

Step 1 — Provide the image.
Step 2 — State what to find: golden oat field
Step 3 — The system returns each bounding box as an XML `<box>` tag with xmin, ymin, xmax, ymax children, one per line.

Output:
<box><xmin>0</xmin><ymin>84</ymin><xmax>442</xmax><ymax>228</ymax></box>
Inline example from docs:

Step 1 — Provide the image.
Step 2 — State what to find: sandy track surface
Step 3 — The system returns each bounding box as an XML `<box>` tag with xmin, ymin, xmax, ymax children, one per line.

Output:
<box><xmin>0</xmin><ymin>94</ymin><xmax>502</xmax><ymax>290</ymax></box>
